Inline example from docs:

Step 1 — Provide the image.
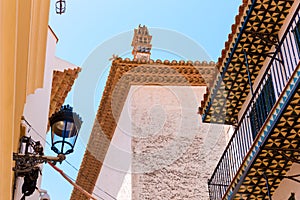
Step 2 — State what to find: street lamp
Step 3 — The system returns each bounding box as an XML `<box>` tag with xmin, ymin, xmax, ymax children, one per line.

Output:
<box><xmin>55</xmin><ymin>0</ymin><xmax>66</xmax><ymax>15</ymax></box>
<box><xmin>49</xmin><ymin>105</ymin><xmax>82</xmax><ymax>155</ymax></box>
<box><xmin>13</xmin><ymin>105</ymin><xmax>82</xmax><ymax>199</ymax></box>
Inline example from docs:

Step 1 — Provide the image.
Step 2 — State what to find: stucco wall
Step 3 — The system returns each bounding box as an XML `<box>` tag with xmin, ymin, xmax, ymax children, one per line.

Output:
<box><xmin>130</xmin><ymin>86</ymin><xmax>230</xmax><ymax>200</ymax></box>
<box><xmin>92</xmin><ymin>85</ymin><xmax>230</xmax><ymax>200</ymax></box>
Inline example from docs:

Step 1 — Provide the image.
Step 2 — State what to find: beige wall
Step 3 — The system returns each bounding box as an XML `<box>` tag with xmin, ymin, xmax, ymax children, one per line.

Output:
<box><xmin>0</xmin><ymin>1</ymin><xmax>50</xmax><ymax>199</ymax></box>
<box><xmin>273</xmin><ymin>163</ymin><xmax>300</xmax><ymax>200</ymax></box>
<box><xmin>13</xmin><ymin>28</ymin><xmax>79</xmax><ymax>200</ymax></box>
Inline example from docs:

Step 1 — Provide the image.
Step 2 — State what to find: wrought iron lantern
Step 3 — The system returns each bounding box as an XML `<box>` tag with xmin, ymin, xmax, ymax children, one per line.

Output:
<box><xmin>55</xmin><ymin>0</ymin><xmax>66</xmax><ymax>15</ymax></box>
<box><xmin>49</xmin><ymin>105</ymin><xmax>82</xmax><ymax>155</ymax></box>
<box><xmin>13</xmin><ymin>105</ymin><xmax>82</xmax><ymax>199</ymax></box>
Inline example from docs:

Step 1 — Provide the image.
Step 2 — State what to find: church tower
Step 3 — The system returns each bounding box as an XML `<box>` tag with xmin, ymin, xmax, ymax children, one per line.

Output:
<box><xmin>131</xmin><ymin>25</ymin><xmax>152</xmax><ymax>61</ymax></box>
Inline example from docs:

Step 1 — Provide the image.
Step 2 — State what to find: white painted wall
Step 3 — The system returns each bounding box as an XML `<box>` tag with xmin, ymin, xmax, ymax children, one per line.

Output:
<box><xmin>93</xmin><ymin>86</ymin><xmax>133</xmax><ymax>200</ymax></box>
<box><xmin>95</xmin><ymin>85</ymin><xmax>230</xmax><ymax>200</ymax></box>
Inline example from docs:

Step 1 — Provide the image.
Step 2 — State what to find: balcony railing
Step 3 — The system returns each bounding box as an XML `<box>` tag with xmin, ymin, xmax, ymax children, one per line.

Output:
<box><xmin>208</xmin><ymin>6</ymin><xmax>300</xmax><ymax>200</ymax></box>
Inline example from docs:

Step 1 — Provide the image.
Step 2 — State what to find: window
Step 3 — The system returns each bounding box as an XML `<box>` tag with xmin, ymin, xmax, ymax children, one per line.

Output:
<box><xmin>249</xmin><ymin>76</ymin><xmax>276</xmax><ymax>139</ymax></box>
<box><xmin>293</xmin><ymin>20</ymin><xmax>300</xmax><ymax>51</ymax></box>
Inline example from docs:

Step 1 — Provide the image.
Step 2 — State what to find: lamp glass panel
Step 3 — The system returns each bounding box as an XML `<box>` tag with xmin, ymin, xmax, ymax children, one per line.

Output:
<box><xmin>52</xmin><ymin>132</ymin><xmax>76</xmax><ymax>155</ymax></box>
<box><xmin>52</xmin><ymin>121</ymin><xmax>75</xmax><ymax>138</ymax></box>
<box><xmin>51</xmin><ymin>121</ymin><xmax>78</xmax><ymax>154</ymax></box>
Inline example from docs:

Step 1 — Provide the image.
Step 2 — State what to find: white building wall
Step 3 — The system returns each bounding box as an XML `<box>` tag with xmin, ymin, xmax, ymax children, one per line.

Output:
<box><xmin>95</xmin><ymin>85</ymin><xmax>230</xmax><ymax>200</ymax></box>
<box><xmin>93</xmin><ymin>86</ymin><xmax>133</xmax><ymax>200</ymax></box>
<box><xmin>131</xmin><ymin>86</ymin><xmax>230</xmax><ymax>200</ymax></box>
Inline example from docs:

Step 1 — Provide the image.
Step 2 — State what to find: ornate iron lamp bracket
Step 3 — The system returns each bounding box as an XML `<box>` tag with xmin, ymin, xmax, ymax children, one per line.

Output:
<box><xmin>13</xmin><ymin>136</ymin><xmax>65</xmax><ymax>176</ymax></box>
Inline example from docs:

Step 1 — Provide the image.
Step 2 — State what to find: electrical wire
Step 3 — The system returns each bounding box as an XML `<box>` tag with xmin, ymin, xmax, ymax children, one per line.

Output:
<box><xmin>59</xmin><ymin>168</ymin><xmax>105</xmax><ymax>200</ymax></box>
<box><xmin>21</xmin><ymin>118</ymin><xmax>118</xmax><ymax>200</ymax></box>
<box><xmin>64</xmin><ymin>159</ymin><xmax>117</xmax><ymax>200</ymax></box>
<box><xmin>77</xmin><ymin>136</ymin><xmax>120</xmax><ymax>199</ymax></box>
<box><xmin>48</xmin><ymin>162</ymin><xmax>100</xmax><ymax>200</ymax></box>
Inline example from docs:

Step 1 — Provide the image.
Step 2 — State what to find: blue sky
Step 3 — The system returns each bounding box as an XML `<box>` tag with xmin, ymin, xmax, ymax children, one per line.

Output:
<box><xmin>42</xmin><ymin>0</ymin><xmax>242</xmax><ymax>199</ymax></box>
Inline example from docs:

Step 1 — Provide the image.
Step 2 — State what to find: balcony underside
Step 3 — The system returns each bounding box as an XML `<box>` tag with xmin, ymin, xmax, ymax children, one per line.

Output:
<box><xmin>201</xmin><ymin>0</ymin><xmax>295</xmax><ymax>124</ymax></box>
<box><xmin>224</xmin><ymin>67</ymin><xmax>300</xmax><ymax>199</ymax></box>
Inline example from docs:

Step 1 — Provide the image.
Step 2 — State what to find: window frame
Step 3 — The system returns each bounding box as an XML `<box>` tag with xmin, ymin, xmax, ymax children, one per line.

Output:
<box><xmin>293</xmin><ymin>20</ymin><xmax>300</xmax><ymax>52</ymax></box>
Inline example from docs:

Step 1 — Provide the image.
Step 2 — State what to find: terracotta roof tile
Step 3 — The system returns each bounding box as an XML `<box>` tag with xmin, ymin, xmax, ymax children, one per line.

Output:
<box><xmin>48</xmin><ymin>67</ymin><xmax>81</xmax><ymax>130</ymax></box>
<box><xmin>217</xmin><ymin>0</ymin><xmax>248</xmax><ymax>68</ymax></box>
<box><xmin>70</xmin><ymin>58</ymin><xmax>217</xmax><ymax>199</ymax></box>
<box><xmin>199</xmin><ymin>0</ymin><xmax>248</xmax><ymax>116</ymax></box>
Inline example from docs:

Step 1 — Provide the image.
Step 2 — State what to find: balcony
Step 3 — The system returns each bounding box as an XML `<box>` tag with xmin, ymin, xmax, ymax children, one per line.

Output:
<box><xmin>208</xmin><ymin>5</ymin><xmax>300</xmax><ymax>200</ymax></box>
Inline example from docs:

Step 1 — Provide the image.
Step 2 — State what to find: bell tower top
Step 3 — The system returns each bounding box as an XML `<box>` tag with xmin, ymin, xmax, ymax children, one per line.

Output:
<box><xmin>131</xmin><ymin>25</ymin><xmax>152</xmax><ymax>61</ymax></box>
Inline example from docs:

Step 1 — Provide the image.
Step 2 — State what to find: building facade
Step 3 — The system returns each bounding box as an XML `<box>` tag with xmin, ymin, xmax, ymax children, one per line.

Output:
<box><xmin>199</xmin><ymin>0</ymin><xmax>300</xmax><ymax>199</ymax></box>
<box><xmin>13</xmin><ymin>27</ymin><xmax>81</xmax><ymax>200</ymax></box>
<box><xmin>71</xmin><ymin>25</ymin><xmax>231</xmax><ymax>199</ymax></box>
<box><xmin>0</xmin><ymin>1</ymin><xmax>81</xmax><ymax>198</ymax></box>
<box><xmin>0</xmin><ymin>1</ymin><xmax>50</xmax><ymax>199</ymax></box>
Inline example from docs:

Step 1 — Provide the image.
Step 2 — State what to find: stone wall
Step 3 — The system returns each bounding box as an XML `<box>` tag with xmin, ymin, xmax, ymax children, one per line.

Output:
<box><xmin>130</xmin><ymin>86</ymin><xmax>230</xmax><ymax>200</ymax></box>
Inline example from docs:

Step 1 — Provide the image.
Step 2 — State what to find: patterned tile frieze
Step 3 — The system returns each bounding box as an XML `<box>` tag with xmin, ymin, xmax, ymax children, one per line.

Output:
<box><xmin>224</xmin><ymin>67</ymin><xmax>300</xmax><ymax>199</ymax></box>
<box><xmin>201</xmin><ymin>0</ymin><xmax>295</xmax><ymax>124</ymax></box>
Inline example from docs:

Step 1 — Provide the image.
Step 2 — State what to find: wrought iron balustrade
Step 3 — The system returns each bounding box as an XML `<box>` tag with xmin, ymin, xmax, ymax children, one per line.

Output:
<box><xmin>208</xmin><ymin>6</ymin><xmax>300</xmax><ymax>200</ymax></box>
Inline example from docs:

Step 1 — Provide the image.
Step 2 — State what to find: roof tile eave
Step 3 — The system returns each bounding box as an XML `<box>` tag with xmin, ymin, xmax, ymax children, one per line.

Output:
<box><xmin>71</xmin><ymin>58</ymin><xmax>218</xmax><ymax>198</ymax></box>
<box><xmin>47</xmin><ymin>67</ymin><xmax>81</xmax><ymax>130</ymax></box>
<box><xmin>114</xmin><ymin>57</ymin><xmax>216</xmax><ymax>66</ymax></box>
<box><xmin>201</xmin><ymin>0</ymin><xmax>249</xmax><ymax>124</ymax></box>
